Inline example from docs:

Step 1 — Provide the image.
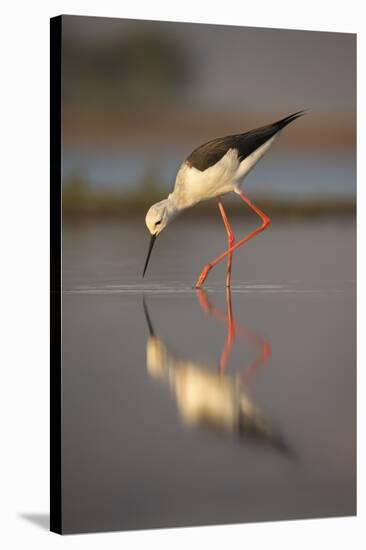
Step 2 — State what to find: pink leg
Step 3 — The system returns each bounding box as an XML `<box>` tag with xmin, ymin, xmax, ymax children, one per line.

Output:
<box><xmin>217</xmin><ymin>198</ymin><xmax>235</xmax><ymax>287</ymax></box>
<box><xmin>195</xmin><ymin>190</ymin><xmax>271</xmax><ymax>288</ymax></box>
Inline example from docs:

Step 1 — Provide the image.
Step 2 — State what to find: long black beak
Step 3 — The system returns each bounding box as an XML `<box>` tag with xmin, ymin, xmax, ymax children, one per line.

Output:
<box><xmin>142</xmin><ymin>234</ymin><xmax>157</xmax><ymax>277</ymax></box>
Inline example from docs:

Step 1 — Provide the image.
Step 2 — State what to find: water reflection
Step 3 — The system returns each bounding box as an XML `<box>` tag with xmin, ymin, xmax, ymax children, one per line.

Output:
<box><xmin>144</xmin><ymin>289</ymin><xmax>289</xmax><ymax>453</ymax></box>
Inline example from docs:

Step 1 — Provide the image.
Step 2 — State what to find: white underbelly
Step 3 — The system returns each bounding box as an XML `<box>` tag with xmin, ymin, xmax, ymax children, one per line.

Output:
<box><xmin>190</xmin><ymin>173</ymin><xmax>235</xmax><ymax>201</ymax></box>
<box><xmin>185</xmin><ymin>174</ymin><xmax>236</xmax><ymax>205</ymax></box>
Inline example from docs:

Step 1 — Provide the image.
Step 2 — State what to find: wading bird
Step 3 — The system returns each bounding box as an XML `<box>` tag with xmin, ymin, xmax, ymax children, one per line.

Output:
<box><xmin>143</xmin><ymin>111</ymin><xmax>304</xmax><ymax>287</ymax></box>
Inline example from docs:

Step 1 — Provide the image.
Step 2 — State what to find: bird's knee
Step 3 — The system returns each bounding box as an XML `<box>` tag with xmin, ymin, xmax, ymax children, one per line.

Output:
<box><xmin>262</xmin><ymin>217</ymin><xmax>271</xmax><ymax>229</ymax></box>
<box><xmin>200</xmin><ymin>263</ymin><xmax>212</xmax><ymax>275</ymax></box>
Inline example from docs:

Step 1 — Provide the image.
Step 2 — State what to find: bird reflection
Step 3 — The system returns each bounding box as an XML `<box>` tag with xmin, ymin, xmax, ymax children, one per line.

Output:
<box><xmin>143</xmin><ymin>289</ymin><xmax>287</xmax><ymax>452</ymax></box>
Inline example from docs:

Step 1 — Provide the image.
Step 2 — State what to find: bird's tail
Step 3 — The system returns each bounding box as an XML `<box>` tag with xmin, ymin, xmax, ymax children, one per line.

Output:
<box><xmin>272</xmin><ymin>110</ymin><xmax>307</xmax><ymax>130</ymax></box>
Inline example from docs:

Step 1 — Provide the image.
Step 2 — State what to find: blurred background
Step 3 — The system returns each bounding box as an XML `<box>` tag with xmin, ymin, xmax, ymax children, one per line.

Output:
<box><xmin>61</xmin><ymin>15</ymin><xmax>356</xmax><ymax>219</ymax></box>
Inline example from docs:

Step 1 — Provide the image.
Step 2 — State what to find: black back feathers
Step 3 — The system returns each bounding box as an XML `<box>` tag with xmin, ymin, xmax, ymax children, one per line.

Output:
<box><xmin>186</xmin><ymin>111</ymin><xmax>305</xmax><ymax>172</ymax></box>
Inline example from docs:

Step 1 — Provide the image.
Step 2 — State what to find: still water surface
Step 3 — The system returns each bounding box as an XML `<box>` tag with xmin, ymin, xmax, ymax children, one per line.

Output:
<box><xmin>62</xmin><ymin>218</ymin><xmax>356</xmax><ymax>533</ymax></box>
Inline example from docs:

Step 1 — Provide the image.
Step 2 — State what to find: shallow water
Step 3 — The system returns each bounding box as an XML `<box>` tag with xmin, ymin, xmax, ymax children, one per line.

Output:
<box><xmin>61</xmin><ymin>218</ymin><xmax>356</xmax><ymax>533</ymax></box>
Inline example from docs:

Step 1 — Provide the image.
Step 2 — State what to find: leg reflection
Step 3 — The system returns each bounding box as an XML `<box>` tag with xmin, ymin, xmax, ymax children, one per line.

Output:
<box><xmin>196</xmin><ymin>287</ymin><xmax>271</xmax><ymax>383</ymax></box>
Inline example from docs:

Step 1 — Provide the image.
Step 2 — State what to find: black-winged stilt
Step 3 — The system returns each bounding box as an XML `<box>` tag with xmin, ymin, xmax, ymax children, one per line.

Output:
<box><xmin>143</xmin><ymin>111</ymin><xmax>304</xmax><ymax>287</ymax></box>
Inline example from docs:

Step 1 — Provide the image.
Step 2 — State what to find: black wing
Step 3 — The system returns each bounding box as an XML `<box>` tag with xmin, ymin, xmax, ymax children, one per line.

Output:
<box><xmin>186</xmin><ymin>111</ymin><xmax>305</xmax><ymax>172</ymax></box>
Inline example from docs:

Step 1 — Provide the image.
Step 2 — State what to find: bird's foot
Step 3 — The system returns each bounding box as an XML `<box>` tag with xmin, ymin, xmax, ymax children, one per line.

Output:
<box><xmin>195</xmin><ymin>264</ymin><xmax>212</xmax><ymax>288</ymax></box>
<box><xmin>225</xmin><ymin>274</ymin><xmax>232</xmax><ymax>287</ymax></box>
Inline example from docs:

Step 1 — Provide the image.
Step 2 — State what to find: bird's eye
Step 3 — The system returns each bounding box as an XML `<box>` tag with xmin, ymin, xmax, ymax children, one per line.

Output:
<box><xmin>155</xmin><ymin>220</ymin><xmax>161</xmax><ymax>226</ymax></box>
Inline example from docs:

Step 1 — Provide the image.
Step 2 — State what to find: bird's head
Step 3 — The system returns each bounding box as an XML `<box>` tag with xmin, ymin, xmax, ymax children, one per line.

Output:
<box><xmin>145</xmin><ymin>200</ymin><xmax>170</xmax><ymax>237</ymax></box>
<box><xmin>143</xmin><ymin>199</ymin><xmax>174</xmax><ymax>277</ymax></box>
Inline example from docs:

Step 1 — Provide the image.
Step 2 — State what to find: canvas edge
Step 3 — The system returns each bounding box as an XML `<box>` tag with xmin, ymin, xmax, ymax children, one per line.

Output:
<box><xmin>50</xmin><ymin>14</ymin><xmax>62</xmax><ymax>535</ymax></box>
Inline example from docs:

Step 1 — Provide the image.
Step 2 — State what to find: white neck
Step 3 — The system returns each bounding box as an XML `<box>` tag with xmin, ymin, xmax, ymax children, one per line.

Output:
<box><xmin>165</xmin><ymin>193</ymin><xmax>182</xmax><ymax>222</ymax></box>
